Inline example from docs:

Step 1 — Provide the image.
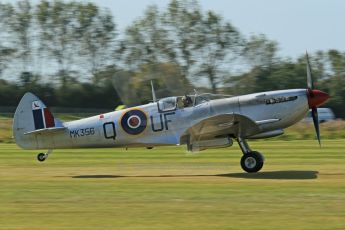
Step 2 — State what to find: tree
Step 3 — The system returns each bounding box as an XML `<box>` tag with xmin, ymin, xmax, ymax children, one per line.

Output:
<box><xmin>36</xmin><ymin>0</ymin><xmax>79</xmax><ymax>85</ymax></box>
<box><xmin>228</xmin><ymin>57</ymin><xmax>308</xmax><ymax>95</ymax></box>
<box><xmin>163</xmin><ymin>0</ymin><xmax>202</xmax><ymax>78</ymax></box>
<box><xmin>118</xmin><ymin>5</ymin><xmax>171</xmax><ymax>70</ymax></box>
<box><xmin>244</xmin><ymin>34</ymin><xmax>278</xmax><ymax>69</ymax></box>
<box><xmin>4</xmin><ymin>0</ymin><xmax>33</xmax><ymax>73</ymax></box>
<box><xmin>74</xmin><ymin>3</ymin><xmax>116</xmax><ymax>82</ymax></box>
<box><xmin>0</xmin><ymin>46</ymin><xmax>16</xmax><ymax>78</ymax></box>
<box><xmin>120</xmin><ymin>0</ymin><xmax>242</xmax><ymax>94</ymax></box>
<box><xmin>326</xmin><ymin>50</ymin><xmax>345</xmax><ymax>117</ymax></box>
<box><xmin>36</xmin><ymin>1</ymin><xmax>116</xmax><ymax>85</ymax></box>
<box><xmin>195</xmin><ymin>11</ymin><xmax>242</xmax><ymax>93</ymax></box>
<box><xmin>0</xmin><ymin>3</ymin><xmax>17</xmax><ymax>78</ymax></box>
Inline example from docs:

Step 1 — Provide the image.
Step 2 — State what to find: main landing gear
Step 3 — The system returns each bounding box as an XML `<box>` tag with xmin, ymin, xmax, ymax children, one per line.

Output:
<box><xmin>237</xmin><ymin>137</ymin><xmax>264</xmax><ymax>173</ymax></box>
<box><xmin>37</xmin><ymin>149</ymin><xmax>53</xmax><ymax>162</ymax></box>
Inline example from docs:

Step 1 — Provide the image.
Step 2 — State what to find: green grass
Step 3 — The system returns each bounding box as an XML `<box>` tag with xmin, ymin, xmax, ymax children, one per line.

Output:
<box><xmin>0</xmin><ymin>116</ymin><xmax>12</xmax><ymax>143</ymax></box>
<box><xmin>1</xmin><ymin>140</ymin><xmax>345</xmax><ymax>230</ymax></box>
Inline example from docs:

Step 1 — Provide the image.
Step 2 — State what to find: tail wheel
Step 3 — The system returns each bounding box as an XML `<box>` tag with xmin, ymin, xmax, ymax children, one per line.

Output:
<box><xmin>241</xmin><ymin>151</ymin><xmax>264</xmax><ymax>173</ymax></box>
<box><xmin>37</xmin><ymin>153</ymin><xmax>46</xmax><ymax>162</ymax></box>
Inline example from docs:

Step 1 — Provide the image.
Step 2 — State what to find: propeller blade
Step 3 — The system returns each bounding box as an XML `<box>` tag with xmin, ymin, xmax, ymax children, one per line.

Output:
<box><xmin>311</xmin><ymin>107</ymin><xmax>321</xmax><ymax>146</ymax></box>
<box><xmin>306</xmin><ymin>51</ymin><xmax>314</xmax><ymax>89</ymax></box>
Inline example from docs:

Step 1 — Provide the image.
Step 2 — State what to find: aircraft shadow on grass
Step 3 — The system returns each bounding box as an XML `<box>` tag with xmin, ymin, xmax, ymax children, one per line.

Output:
<box><xmin>72</xmin><ymin>170</ymin><xmax>318</xmax><ymax>180</ymax></box>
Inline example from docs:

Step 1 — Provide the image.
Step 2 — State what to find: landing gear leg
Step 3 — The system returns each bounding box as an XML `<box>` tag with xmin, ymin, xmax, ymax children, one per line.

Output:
<box><xmin>37</xmin><ymin>149</ymin><xmax>53</xmax><ymax>162</ymax></box>
<box><xmin>236</xmin><ymin>137</ymin><xmax>264</xmax><ymax>173</ymax></box>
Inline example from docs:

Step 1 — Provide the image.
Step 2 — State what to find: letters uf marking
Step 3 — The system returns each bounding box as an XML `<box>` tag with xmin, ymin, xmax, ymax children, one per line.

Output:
<box><xmin>151</xmin><ymin>112</ymin><xmax>175</xmax><ymax>132</ymax></box>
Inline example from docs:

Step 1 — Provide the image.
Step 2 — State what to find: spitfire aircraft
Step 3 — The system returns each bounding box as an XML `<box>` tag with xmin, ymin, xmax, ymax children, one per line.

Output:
<box><xmin>13</xmin><ymin>54</ymin><xmax>329</xmax><ymax>173</ymax></box>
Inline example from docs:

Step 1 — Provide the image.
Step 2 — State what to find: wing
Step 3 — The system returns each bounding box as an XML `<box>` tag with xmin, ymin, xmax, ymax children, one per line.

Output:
<box><xmin>181</xmin><ymin>113</ymin><xmax>261</xmax><ymax>143</ymax></box>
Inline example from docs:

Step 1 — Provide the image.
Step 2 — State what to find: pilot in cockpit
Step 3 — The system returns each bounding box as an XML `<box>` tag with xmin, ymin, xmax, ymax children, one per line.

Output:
<box><xmin>181</xmin><ymin>95</ymin><xmax>193</xmax><ymax>108</ymax></box>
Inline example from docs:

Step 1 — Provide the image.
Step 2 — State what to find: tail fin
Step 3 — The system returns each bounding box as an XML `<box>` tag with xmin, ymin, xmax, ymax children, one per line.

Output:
<box><xmin>13</xmin><ymin>92</ymin><xmax>63</xmax><ymax>149</ymax></box>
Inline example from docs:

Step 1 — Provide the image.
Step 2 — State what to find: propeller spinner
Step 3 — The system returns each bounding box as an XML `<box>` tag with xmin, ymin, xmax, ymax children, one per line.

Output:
<box><xmin>305</xmin><ymin>52</ymin><xmax>330</xmax><ymax>146</ymax></box>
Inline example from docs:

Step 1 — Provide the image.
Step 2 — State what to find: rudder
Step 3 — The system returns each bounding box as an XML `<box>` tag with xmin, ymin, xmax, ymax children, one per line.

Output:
<box><xmin>13</xmin><ymin>92</ymin><xmax>60</xmax><ymax>149</ymax></box>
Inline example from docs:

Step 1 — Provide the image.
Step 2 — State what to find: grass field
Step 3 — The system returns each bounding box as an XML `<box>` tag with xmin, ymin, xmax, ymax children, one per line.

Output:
<box><xmin>1</xmin><ymin>140</ymin><xmax>345</xmax><ymax>230</ymax></box>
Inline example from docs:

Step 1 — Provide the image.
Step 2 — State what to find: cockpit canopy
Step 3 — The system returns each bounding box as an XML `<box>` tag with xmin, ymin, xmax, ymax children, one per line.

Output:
<box><xmin>158</xmin><ymin>97</ymin><xmax>177</xmax><ymax>112</ymax></box>
<box><xmin>157</xmin><ymin>93</ymin><xmax>233</xmax><ymax>112</ymax></box>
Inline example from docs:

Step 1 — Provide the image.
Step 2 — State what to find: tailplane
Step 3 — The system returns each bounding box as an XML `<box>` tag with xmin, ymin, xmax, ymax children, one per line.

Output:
<box><xmin>13</xmin><ymin>92</ymin><xmax>64</xmax><ymax>149</ymax></box>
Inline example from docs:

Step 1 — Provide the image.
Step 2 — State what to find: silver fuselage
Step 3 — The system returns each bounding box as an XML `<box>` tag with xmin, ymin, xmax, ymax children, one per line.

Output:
<box><xmin>20</xmin><ymin>89</ymin><xmax>309</xmax><ymax>150</ymax></box>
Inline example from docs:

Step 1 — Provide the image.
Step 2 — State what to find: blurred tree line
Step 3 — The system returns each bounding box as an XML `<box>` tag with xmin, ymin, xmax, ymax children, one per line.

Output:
<box><xmin>0</xmin><ymin>0</ymin><xmax>344</xmax><ymax>117</ymax></box>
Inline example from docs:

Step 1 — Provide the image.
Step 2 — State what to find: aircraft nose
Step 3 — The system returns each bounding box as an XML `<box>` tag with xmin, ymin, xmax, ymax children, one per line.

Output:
<box><xmin>307</xmin><ymin>89</ymin><xmax>330</xmax><ymax>108</ymax></box>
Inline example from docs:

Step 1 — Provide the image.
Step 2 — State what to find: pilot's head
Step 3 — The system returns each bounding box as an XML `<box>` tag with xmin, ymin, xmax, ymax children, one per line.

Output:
<box><xmin>182</xmin><ymin>95</ymin><xmax>192</xmax><ymax>106</ymax></box>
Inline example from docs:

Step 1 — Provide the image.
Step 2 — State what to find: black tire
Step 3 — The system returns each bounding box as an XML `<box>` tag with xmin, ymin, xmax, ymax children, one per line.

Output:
<box><xmin>37</xmin><ymin>153</ymin><xmax>46</xmax><ymax>162</ymax></box>
<box><xmin>240</xmin><ymin>151</ymin><xmax>264</xmax><ymax>173</ymax></box>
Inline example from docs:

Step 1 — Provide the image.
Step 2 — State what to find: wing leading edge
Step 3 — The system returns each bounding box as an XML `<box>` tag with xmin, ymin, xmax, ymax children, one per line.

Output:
<box><xmin>181</xmin><ymin>113</ymin><xmax>270</xmax><ymax>143</ymax></box>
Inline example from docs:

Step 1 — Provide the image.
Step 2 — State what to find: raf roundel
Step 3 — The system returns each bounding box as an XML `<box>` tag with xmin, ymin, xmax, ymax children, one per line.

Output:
<box><xmin>120</xmin><ymin>109</ymin><xmax>147</xmax><ymax>135</ymax></box>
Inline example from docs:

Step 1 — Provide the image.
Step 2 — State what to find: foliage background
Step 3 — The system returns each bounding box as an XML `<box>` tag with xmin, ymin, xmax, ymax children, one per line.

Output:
<box><xmin>0</xmin><ymin>0</ymin><xmax>344</xmax><ymax>117</ymax></box>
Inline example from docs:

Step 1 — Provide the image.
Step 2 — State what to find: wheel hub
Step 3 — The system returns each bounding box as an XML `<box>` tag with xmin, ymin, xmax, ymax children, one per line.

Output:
<box><xmin>244</xmin><ymin>156</ymin><xmax>257</xmax><ymax>169</ymax></box>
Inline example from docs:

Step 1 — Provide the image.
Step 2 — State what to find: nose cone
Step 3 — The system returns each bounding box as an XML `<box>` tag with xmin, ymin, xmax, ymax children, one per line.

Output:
<box><xmin>307</xmin><ymin>89</ymin><xmax>330</xmax><ymax>108</ymax></box>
